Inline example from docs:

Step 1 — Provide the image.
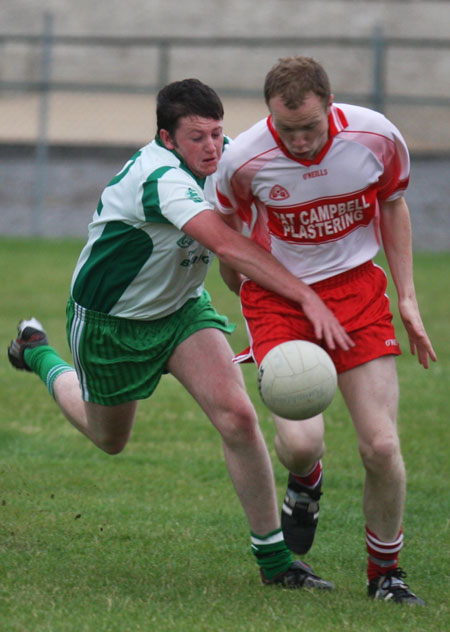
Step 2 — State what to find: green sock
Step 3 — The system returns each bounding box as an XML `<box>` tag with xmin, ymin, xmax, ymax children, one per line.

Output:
<box><xmin>251</xmin><ymin>528</ymin><xmax>293</xmax><ymax>579</ymax></box>
<box><xmin>24</xmin><ymin>345</ymin><xmax>75</xmax><ymax>398</ymax></box>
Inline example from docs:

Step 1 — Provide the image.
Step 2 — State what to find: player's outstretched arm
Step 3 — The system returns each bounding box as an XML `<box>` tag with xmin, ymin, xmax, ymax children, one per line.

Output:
<box><xmin>215</xmin><ymin>212</ymin><xmax>247</xmax><ymax>295</ymax></box>
<box><xmin>183</xmin><ymin>209</ymin><xmax>354</xmax><ymax>351</ymax></box>
<box><xmin>379</xmin><ymin>197</ymin><xmax>437</xmax><ymax>368</ymax></box>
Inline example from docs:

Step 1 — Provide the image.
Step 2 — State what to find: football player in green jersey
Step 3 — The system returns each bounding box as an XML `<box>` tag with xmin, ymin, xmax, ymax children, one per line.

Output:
<box><xmin>9</xmin><ymin>78</ymin><xmax>350</xmax><ymax>589</ymax></box>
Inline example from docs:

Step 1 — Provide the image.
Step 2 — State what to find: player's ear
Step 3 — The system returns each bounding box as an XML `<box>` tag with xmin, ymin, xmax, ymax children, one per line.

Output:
<box><xmin>159</xmin><ymin>129</ymin><xmax>176</xmax><ymax>150</ymax></box>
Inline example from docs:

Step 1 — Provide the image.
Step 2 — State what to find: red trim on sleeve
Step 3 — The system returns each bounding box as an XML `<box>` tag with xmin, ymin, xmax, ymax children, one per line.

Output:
<box><xmin>216</xmin><ymin>187</ymin><xmax>233</xmax><ymax>210</ymax></box>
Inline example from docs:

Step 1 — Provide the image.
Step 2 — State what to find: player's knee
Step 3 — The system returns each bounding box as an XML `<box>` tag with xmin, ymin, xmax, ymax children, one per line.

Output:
<box><xmin>100</xmin><ymin>442</ymin><xmax>126</xmax><ymax>455</ymax></box>
<box><xmin>291</xmin><ymin>442</ymin><xmax>323</xmax><ymax>464</ymax></box>
<box><xmin>217</xmin><ymin>400</ymin><xmax>259</xmax><ymax>445</ymax></box>
<box><xmin>274</xmin><ymin>434</ymin><xmax>324</xmax><ymax>471</ymax></box>
<box><xmin>359</xmin><ymin>434</ymin><xmax>401</xmax><ymax>472</ymax></box>
<box><xmin>94</xmin><ymin>432</ymin><xmax>129</xmax><ymax>455</ymax></box>
<box><xmin>85</xmin><ymin>403</ymin><xmax>135</xmax><ymax>455</ymax></box>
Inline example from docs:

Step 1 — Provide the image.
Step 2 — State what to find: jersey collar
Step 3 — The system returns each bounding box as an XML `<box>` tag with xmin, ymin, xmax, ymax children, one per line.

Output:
<box><xmin>267</xmin><ymin>104</ymin><xmax>349</xmax><ymax>166</ymax></box>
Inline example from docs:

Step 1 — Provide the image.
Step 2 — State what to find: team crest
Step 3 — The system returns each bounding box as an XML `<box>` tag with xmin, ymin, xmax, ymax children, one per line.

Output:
<box><xmin>177</xmin><ymin>234</ymin><xmax>195</xmax><ymax>248</ymax></box>
<box><xmin>269</xmin><ymin>184</ymin><xmax>290</xmax><ymax>200</ymax></box>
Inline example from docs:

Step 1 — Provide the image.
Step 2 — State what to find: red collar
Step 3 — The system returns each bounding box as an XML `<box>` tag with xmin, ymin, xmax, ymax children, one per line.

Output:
<box><xmin>267</xmin><ymin>104</ymin><xmax>348</xmax><ymax>166</ymax></box>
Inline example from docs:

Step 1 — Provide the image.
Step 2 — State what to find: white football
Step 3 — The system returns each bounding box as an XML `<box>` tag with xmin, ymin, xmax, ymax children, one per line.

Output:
<box><xmin>257</xmin><ymin>340</ymin><xmax>337</xmax><ymax>420</ymax></box>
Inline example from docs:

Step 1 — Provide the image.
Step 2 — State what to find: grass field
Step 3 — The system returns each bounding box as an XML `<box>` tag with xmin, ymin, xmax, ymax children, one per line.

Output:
<box><xmin>1</xmin><ymin>237</ymin><xmax>449</xmax><ymax>632</ymax></box>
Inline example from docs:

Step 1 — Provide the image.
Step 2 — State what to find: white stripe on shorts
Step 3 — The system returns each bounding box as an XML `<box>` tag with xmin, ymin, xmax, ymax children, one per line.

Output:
<box><xmin>70</xmin><ymin>302</ymin><xmax>90</xmax><ymax>401</ymax></box>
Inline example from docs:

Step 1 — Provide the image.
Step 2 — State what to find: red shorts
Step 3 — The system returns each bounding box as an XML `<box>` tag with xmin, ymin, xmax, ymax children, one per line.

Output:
<box><xmin>238</xmin><ymin>261</ymin><xmax>401</xmax><ymax>374</ymax></box>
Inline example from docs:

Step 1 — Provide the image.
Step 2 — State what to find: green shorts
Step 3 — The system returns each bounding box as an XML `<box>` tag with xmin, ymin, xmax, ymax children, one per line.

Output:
<box><xmin>66</xmin><ymin>291</ymin><xmax>234</xmax><ymax>406</ymax></box>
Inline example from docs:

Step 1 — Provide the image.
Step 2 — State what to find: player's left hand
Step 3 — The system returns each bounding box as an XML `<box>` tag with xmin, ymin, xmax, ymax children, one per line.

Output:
<box><xmin>398</xmin><ymin>297</ymin><xmax>437</xmax><ymax>368</ymax></box>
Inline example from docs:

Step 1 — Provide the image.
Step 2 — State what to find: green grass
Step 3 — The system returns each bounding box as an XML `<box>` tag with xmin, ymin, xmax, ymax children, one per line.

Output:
<box><xmin>0</xmin><ymin>237</ymin><xmax>449</xmax><ymax>631</ymax></box>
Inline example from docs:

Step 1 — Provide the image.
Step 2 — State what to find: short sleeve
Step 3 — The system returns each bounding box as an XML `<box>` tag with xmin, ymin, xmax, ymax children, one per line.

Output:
<box><xmin>142</xmin><ymin>167</ymin><xmax>212</xmax><ymax>229</ymax></box>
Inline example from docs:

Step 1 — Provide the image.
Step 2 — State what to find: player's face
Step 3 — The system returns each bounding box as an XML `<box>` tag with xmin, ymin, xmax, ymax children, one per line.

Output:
<box><xmin>269</xmin><ymin>92</ymin><xmax>332</xmax><ymax>161</ymax></box>
<box><xmin>161</xmin><ymin>116</ymin><xmax>224</xmax><ymax>178</ymax></box>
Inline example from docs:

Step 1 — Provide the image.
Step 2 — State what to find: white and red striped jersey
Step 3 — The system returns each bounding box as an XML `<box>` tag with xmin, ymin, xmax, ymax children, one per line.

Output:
<box><xmin>216</xmin><ymin>103</ymin><xmax>410</xmax><ymax>284</ymax></box>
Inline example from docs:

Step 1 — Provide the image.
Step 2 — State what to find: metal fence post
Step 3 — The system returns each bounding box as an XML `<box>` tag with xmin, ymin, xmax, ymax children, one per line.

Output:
<box><xmin>157</xmin><ymin>40</ymin><xmax>170</xmax><ymax>90</ymax></box>
<box><xmin>32</xmin><ymin>11</ymin><xmax>53</xmax><ymax>236</ymax></box>
<box><xmin>372</xmin><ymin>24</ymin><xmax>386</xmax><ymax>114</ymax></box>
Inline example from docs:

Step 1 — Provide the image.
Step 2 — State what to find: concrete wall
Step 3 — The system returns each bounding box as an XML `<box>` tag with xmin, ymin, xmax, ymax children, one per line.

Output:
<box><xmin>1</xmin><ymin>1</ymin><xmax>449</xmax><ymax>111</ymax></box>
<box><xmin>1</xmin><ymin>3</ymin><xmax>448</xmax><ymax>245</ymax></box>
<box><xmin>0</xmin><ymin>1</ymin><xmax>449</xmax><ymax>152</ymax></box>
<box><xmin>2</xmin><ymin>0</ymin><xmax>449</xmax><ymax>38</ymax></box>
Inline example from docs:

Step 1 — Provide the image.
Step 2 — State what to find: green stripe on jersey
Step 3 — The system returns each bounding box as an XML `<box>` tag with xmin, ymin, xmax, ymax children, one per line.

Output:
<box><xmin>142</xmin><ymin>166</ymin><xmax>176</xmax><ymax>223</ymax></box>
<box><xmin>96</xmin><ymin>151</ymin><xmax>142</xmax><ymax>217</ymax></box>
<box><xmin>107</xmin><ymin>150</ymin><xmax>142</xmax><ymax>188</ymax></box>
<box><xmin>72</xmin><ymin>221</ymin><xmax>153</xmax><ymax>312</ymax></box>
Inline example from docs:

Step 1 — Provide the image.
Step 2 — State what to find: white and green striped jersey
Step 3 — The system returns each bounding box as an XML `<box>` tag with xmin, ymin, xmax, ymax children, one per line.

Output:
<box><xmin>70</xmin><ymin>137</ymin><xmax>218</xmax><ymax>320</ymax></box>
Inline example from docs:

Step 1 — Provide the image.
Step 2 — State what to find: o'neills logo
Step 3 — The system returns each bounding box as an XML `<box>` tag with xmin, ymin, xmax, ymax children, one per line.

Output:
<box><xmin>303</xmin><ymin>169</ymin><xmax>328</xmax><ymax>180</ymax></box>
<box><xmin>269</xmin><ymin>184</ymin><xmax>290</xmax><ymax>200</ymax></box>
<box><xmin>269</xmin><ymin>191</ymin><xmax>376</xmax><ymax>243</ymax></box>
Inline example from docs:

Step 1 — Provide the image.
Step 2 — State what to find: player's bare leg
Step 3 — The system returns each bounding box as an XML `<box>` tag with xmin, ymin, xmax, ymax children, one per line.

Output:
<box><xmin>272</xmin><ymin>413</ymin><xmax>325</xmax><ymax>554</ymax></box>
<box><xmin>53</xmin><ymin>371</ymin><xmax>137</xmax><ymax>455</ymax></box>
<box><xmin>338</xmin><ymin>355</ymin><xmax>405</xmax><ymax>541</ymax></box>
<box><xmin>166</xmin><ymin>327</ymin><xmax>280</xmax><ymax>534</ymax></box>
<box><xmin>272</xmin><ymin>413</ymin><xmax>325</xmax><ymax>475</ymax></box>
<box><xmin>337</xmin><ymin>355</ymin><xmax>425</xmax><ymax>604</ymax></box>
<box><xmin>8</xmin><ymin>317</ymin><xmax>137</xmax><ymax>454</ymax></box>
<box><xmin>9</xmin><ymin>319</ymin><xmax>334</xmax><ymax>588</ymax></box>
<box><xmin>167</xmin><ymin>327</ymin><xmax>334</xmax><ymax>588</ymax></box>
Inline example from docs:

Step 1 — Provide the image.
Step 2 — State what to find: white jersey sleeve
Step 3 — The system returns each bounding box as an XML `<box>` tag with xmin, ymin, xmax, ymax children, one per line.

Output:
<box><xmin>141</xmin><ymin>162</ymin><xmax>213</xmax><ymax>230</ymax></box>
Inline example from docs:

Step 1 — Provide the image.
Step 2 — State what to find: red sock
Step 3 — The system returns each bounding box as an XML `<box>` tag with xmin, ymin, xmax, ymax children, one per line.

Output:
<box><xmin>292</xmin><ymin>460</ymin><xmax>322</xmax><ymax>489</ymax></box>
<box><xmin>366</xmin><ymin>525</ymin><xmax>403</xmax><ymax>582</ymax></box>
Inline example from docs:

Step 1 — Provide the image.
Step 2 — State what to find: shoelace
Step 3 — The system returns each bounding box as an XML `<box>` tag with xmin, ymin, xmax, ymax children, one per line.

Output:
<box><xmin>380</xmin><ymin>568</ymin><xmax>411</xmax><ymax>596</ymax></box>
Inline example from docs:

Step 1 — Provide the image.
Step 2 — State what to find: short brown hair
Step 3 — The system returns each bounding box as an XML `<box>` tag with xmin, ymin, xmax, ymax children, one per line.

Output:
<box><xmin>157</xmin><ymin>78</ymin><xmax>224</xmax><ymax>136</ymax></box>
<box><xmin>264</xmin><ymin>56</ymin><xmax>331</xmax><ymax>109</ymax></box>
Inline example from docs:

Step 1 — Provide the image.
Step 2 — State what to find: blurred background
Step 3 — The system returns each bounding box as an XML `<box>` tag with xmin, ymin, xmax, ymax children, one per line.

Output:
<box><xmin>0</xmin><ymin>0</ymin><xmax>449</xmax><ymax>247</ymax></box>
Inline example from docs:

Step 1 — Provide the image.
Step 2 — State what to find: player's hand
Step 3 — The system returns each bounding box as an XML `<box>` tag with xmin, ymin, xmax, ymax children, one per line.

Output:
<box><xmin>301</xmin><ymin>290</ymin><xmax>354</xmax><ymax>351</ymax></box>
<box><xmin>219</xmin><ymin>262</ymin><xmax>246</xmax><ymax>295</ymax></box>
<box><xmin>398</xmin><ymin>297</ymin><xmax>437</xmax><ymax>368</ymax></box>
